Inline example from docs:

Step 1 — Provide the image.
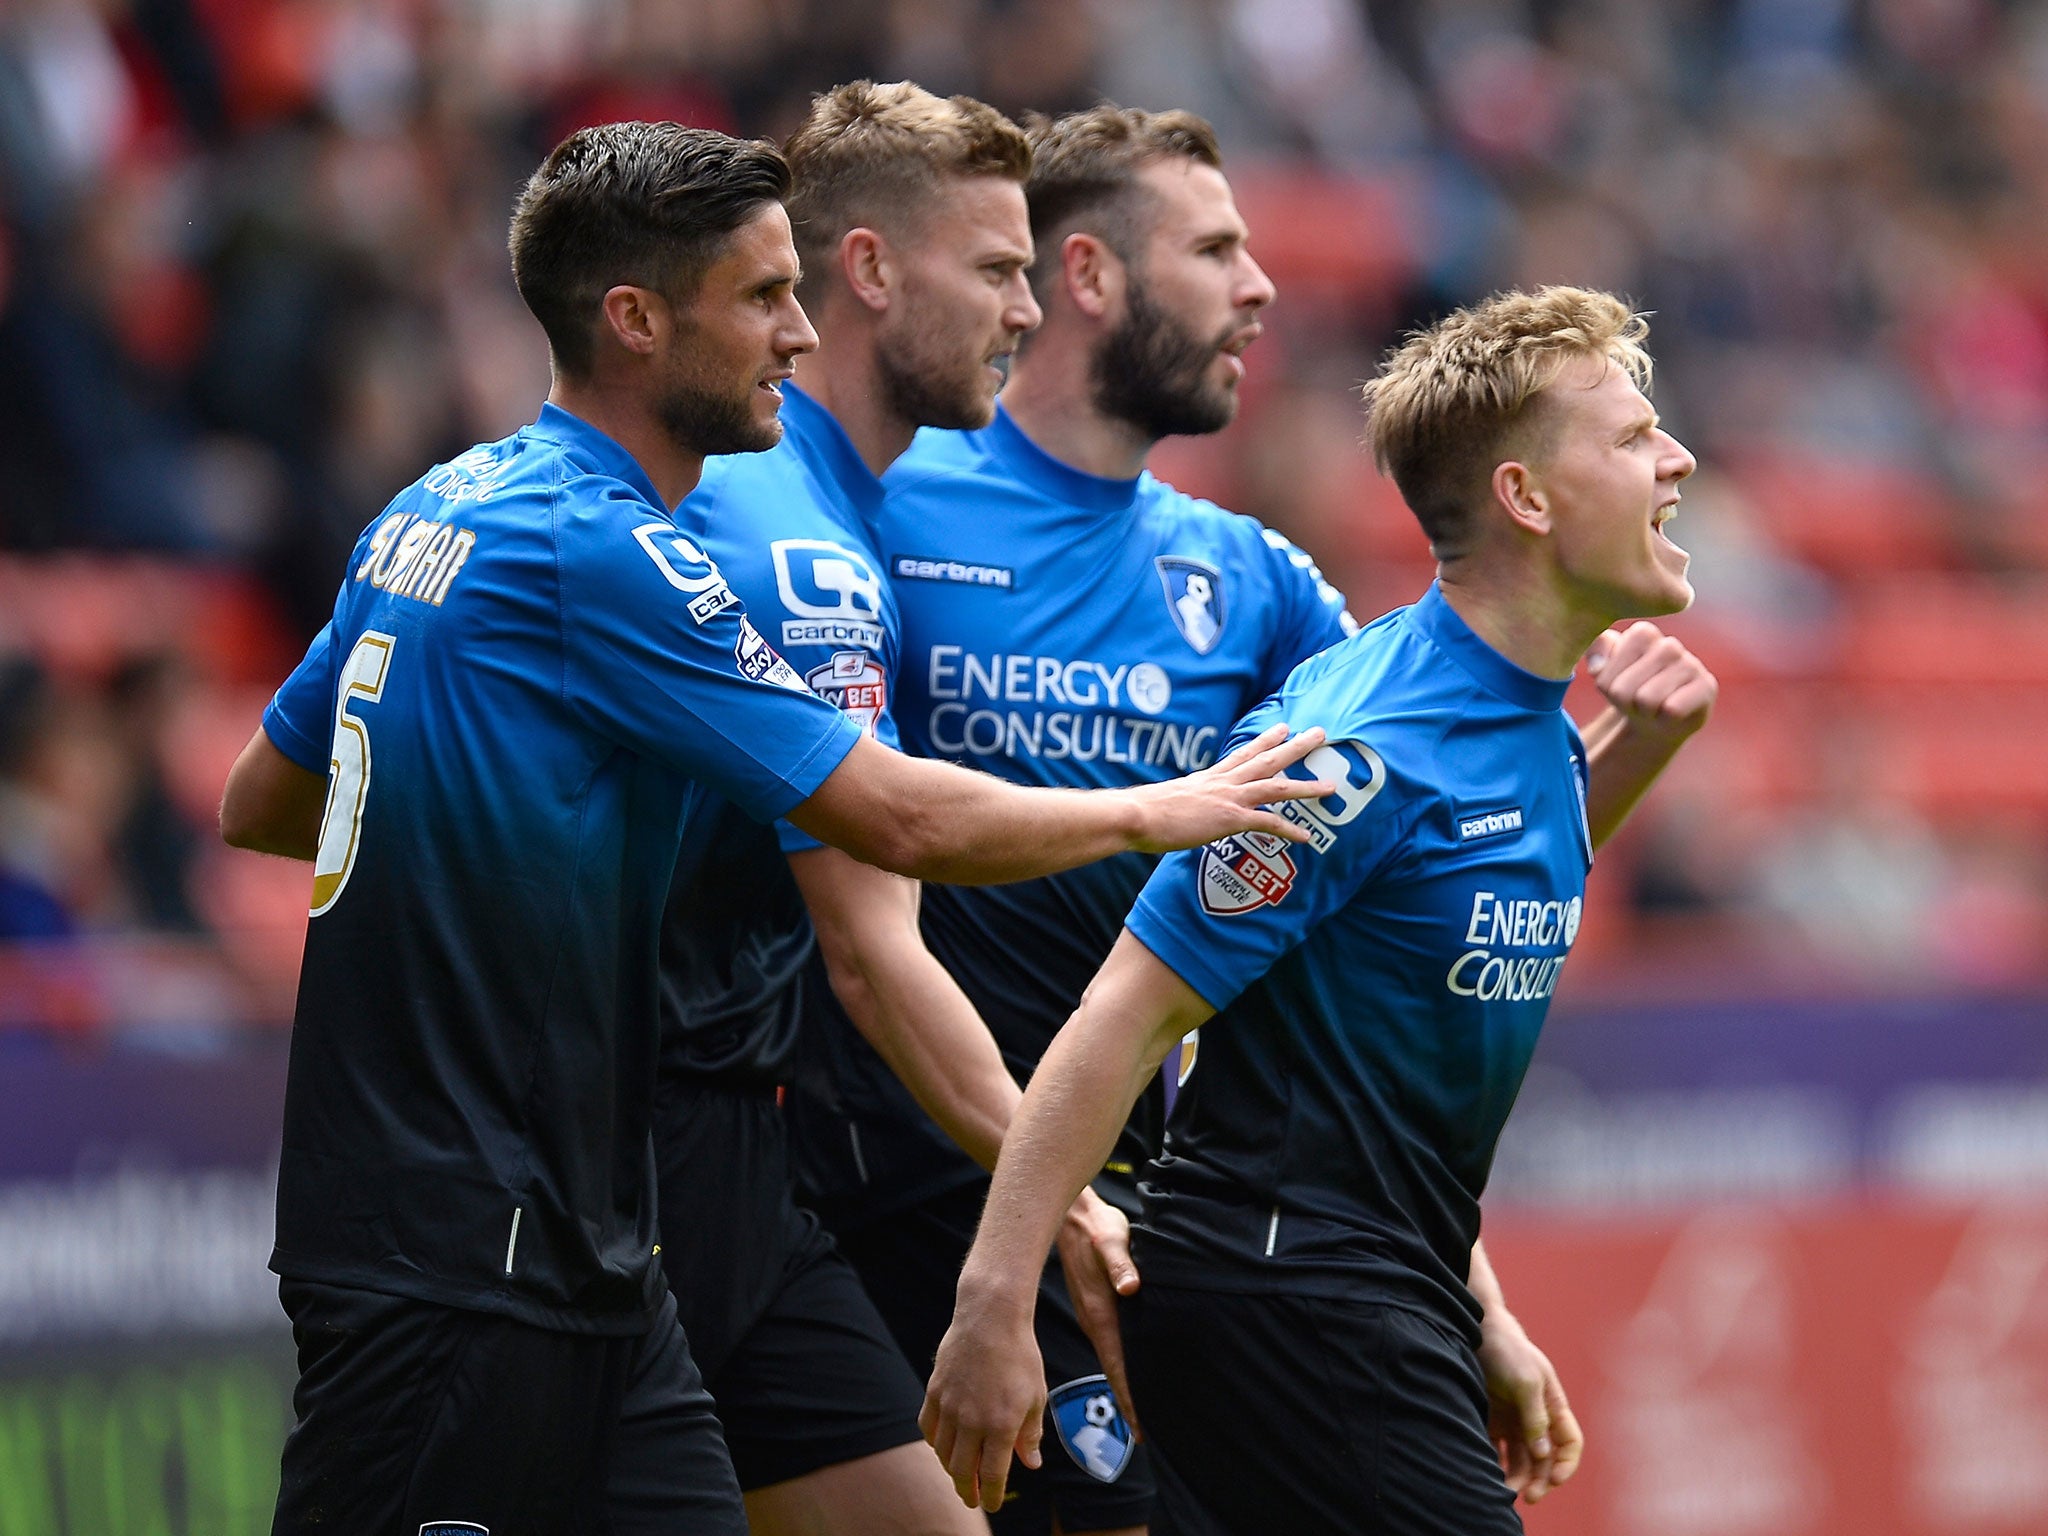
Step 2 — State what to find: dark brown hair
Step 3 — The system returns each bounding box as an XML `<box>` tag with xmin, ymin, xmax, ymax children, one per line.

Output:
<box><xmin>1021</xmin><ymin>104</ymin><xmax>1221</xmax><ymax>296</ymax></box>
<box><xmin>509</xmin><ymin>121</ymin><xmax>791</xmax><ymax>377</ymax></box>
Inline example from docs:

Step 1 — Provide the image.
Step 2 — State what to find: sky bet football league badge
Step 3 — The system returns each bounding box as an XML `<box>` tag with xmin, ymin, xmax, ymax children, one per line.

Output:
<box><xmin>1049</xmin><ymin>1374</ymin><xmax>1134</xmax><ymax>1483</ymax></box>
<box><xmin>1198</xmin><ymin>830</ymin><xmax>1297</xmax><ymax>915</ymax></box>
<box><xmin>805</xmin><ymin>650</ymin><xmax>888</xmax><ymax>734</ymax></box>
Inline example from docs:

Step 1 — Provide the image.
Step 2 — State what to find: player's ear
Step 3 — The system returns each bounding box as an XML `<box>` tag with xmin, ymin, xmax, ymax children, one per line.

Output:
<box><xmin>839</xmin><ymin>227</ymin><xmax>891</xmax><ymax>313</ymax></box>
<box><xmin>1061</xmin><ymin>231</ymin><xmax>1122</xmax><ymax>321</ymax></box>
<box><xmin>1491</xmin><ymin>460</ymin><xmax>1552</xmax><ymax>535</ymax></box>
<box><xmin>599</xmin><ymin>285</ymin><xmax>663</xmax><ymax>359</ymax></box>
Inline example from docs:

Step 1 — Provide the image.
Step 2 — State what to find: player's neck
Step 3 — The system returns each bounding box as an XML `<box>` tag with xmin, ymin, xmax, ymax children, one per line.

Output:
<box><xmin>1000</xmin><ymin>366</ymin><xmax>1153</xmax><ymax>481</ymax></box>
<box><xmin>1437</xmin><ymin>561</ymin><xmax>1613</xmax><ymax>682</ymax></box>
<box><xmin>791</xmin><ymin>335</ymin><xmax>915</xmax><ymax>478</ymax></box>
<box><xmin>545</xmin><ymin>379</ymin><xmax>703</xmax><ymax>509</ymax></box>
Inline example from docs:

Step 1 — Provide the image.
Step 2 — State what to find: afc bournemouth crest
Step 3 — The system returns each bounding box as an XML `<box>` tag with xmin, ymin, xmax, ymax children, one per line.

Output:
<box><xmin>1198</xmin><ymin>831</ymin><xmax>1297</xmax><ymax>915</ymax></box>
<box><xmin>1155</xmin><ymin>557</ymin><xmax>1226</xmax><ymax>655</ymax></box>
<box><xmin>1048</xmin><ymin>1375</ymin><xmax>1134</xmax><ymax>1483</ymax></box>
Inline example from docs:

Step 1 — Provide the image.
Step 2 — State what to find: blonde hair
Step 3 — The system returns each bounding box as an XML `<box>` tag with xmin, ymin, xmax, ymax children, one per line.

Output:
<box><xmin>783</xmin><ymin>81</ymin><xmax>1031</xmax><ymax>292</ymax></box>
<box><xmin>1362</xmin><ymin>286</ymin><xmax>1652</xmax><ymax>556</ymax></box>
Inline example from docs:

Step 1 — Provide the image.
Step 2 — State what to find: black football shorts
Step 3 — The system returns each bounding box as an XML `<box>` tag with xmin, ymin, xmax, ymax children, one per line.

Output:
<box><xmin>1125</xmin><ymin>1283</ymin><xmax>1524</xmax><ymax>1536</ymax></box>
<box><xmin>654</xmin><ymin>1080</ymin><xmax>926</xmax><ymax>1491</ymax></box>
<box><xmin>272</xmin><ymin>1280</ymin><xmax>744</xmax><ymax>1536</ymax></box>
<box><xmin>835</xmin><ymin>1177</ymin><xmax>1155</xmax><ymax>1534</ymax></box>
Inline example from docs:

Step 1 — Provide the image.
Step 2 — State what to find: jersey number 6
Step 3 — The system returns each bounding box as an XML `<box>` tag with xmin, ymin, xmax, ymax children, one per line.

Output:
<box><xmin>311</xmin><ymin>631</ymin><xmax>396</xmax><ymax>916</ymax></box>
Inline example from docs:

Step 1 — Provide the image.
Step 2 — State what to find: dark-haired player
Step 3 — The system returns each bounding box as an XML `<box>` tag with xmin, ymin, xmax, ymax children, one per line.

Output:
<box><xmin>924</xmin><ymin>287</ymin><xmax>1716</xmax><ymax>1534</ymax></box>
<box><xmin>796</xmin><ymin>108</ymin><xmax>1711</xmax><ymax>1531</ymax></box>
<box><xmin>219</xmin><ymin>120</ymin><xmax>1331</xmax><ymax>1535</ymax></box>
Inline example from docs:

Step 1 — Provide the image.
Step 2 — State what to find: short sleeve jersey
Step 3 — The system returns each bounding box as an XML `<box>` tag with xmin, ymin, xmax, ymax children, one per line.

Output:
<box><xmin>654</xmin><ymin>382</ymin><xmax>897</xmax><ymax>1087</ymax></box>
<box><xmin>788</xmin><ymin>405</ymin><xmax>1354</xmax><ymax>1227</ymax></box>
<box><xmin>260</xmin><ymin>403</ymin><xmax>861</xmax><ymax>1334</ymax></box>
<box><xmin>1124</xmin><ymin>584</ymin><xmax>1591</xmax><ymax>1340</ymax></box>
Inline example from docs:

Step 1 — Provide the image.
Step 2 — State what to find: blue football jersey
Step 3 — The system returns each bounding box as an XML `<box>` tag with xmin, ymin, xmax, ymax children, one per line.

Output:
<box><xmin>1125</xmin><ymin>584</ymin><xmax>1591</xmax><ymax>1341</ymax></box>
<box><xmin>654</xmin><ymin>383</ymin><xmax>897</xmax><ymax>1085</ymax></box>
<box><xmin>788</xmin><ymin>405</ymin><xmax>1355</xmax><ymax>1227</ymax></box>
<box><xmin>261</xmin><ymin>402</ymin><xmax>861</xmax><ymax>1332</ymax></box>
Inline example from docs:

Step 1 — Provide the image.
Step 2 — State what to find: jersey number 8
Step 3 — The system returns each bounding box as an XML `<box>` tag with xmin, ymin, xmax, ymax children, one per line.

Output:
<box><xmin>1296</xmin><ymin>741</ymin><xmax>1387</xmax><ymax>828</ymax></box>
<box><xmin>311</xmin><ymin>631</ymin><xmax>396</xmax><ymax>916</ymax></box>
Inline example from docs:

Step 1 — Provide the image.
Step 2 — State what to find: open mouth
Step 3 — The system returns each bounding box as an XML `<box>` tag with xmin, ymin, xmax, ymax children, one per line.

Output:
<box><xmin>1220</xmin><ymin>328</ymin><xmax>1260</xmax><ymax>375</ymax></box>
<box><xmin>1652</xmin><ymin>497</ymin><xmax>1679</xmax><ymax>538</ymax></box>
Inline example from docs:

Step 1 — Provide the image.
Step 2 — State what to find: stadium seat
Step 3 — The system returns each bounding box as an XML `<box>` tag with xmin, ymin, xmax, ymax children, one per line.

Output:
<box><xmin>1725</xmin><ymin>452</ymin><xmax>1965</xmax><ymax>574</ymax></box>
<box><xmin>1837</xmin><ymin>576</ymin><xmax>2048</xmax><ymax>687</ymax></box>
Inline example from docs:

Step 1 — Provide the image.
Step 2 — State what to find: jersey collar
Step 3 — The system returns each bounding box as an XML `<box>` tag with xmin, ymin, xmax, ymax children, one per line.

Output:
<box><xmin>984</xmin><ymin>404</ymin><xmax>1143</xmax><ymax>513</ymax></box>
<box><xmin>1409</xmin><ymin>582</ymin><xmax>1571</xmax><ymax>714</ymax></box>
<box><xmin>528</xmin><ymin>402</ymin><xmax>667</xmax><ymax>510</ymax></box>
<box><xmin>778</xmin><ymin>383</ymin><xmax>885</xmax><ymax>523</ymax></box>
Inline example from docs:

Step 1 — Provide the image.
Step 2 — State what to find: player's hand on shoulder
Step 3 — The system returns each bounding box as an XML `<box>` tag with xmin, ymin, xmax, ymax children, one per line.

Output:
<box><xmin>1477</xmin><ymin>1309</ymin><xmax>1584</xmax><ymax>1506</ymax></box>
<box><xmin>1057</xmin><ymin>1190</ymin><xmax>1142</xmax><ymax>1437</ymax></box>
<box><xmin>1130</xmin><ymin>724</ymin><xmax>1332</xmax><ymax>854</ymax></box>
<box><xmin>920</xmin><ymin>1299</ymin><xmax>1048</xmax><ymax>1513</ymax></box>
<box><xmin>1586</xmin><ymin>622</ymin><xmax>1718</xmax><ymax>744</ymax></box>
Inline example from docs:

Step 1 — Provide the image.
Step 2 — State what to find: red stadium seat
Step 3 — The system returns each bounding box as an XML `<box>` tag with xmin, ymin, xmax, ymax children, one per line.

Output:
<box><xmin>1725</xmin><ymin>452</ymin><xmax>1965</xmax><ymax>574</ymax></box>
<box><xmin>1837</xmin><ymin>576</ymin><xmax>2048</xmax><ymax>686</ymax></box>
<box><xmin>1853</xmin><ymin>684</ymin><xmax>2048</xmax><ymax>822</ymax></box>
<box><xmin>1228</xmin><ymin>165</ymin><xmax>1420</xmax><ymax>313</ymax></box>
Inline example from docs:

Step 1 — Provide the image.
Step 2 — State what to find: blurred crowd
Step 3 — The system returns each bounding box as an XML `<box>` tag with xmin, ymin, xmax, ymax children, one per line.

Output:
<box><xmin>5</xmin><ymin>0</ymin><xmax>2048</xmax><ymax>1030</ymax></box>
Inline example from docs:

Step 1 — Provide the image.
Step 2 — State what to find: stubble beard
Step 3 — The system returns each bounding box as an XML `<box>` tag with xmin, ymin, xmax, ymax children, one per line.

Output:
<box><xmin>656</xmin><ymin>366</ymin><xmax>782</xmax><ymax>458</ymax></box>
<box><xmin>1089</xmin><ymin>277</ymin><xmax>1238</xmax><ymax>442</ymax></box>
<box><xmin>876</xmin><ymin>315</ymin><xmax>998</xmax><ymax>433</ymax></box>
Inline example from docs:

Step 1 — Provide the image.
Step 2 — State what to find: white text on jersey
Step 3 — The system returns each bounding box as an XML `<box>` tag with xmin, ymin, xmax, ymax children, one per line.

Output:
<box><xmin>1445</xmin><ymin>889</ymin><xmax>1583</xmax><ymax>1001</ymax></box>
<box><xmin>926</xmin><ymin>645</ymin><xmax>1215</xmax><ymax>771</ymax></box>
<box><xmin>354</xmin><ymin>512</ymin><xmax>476</xmax><ymax>606</ymax></box>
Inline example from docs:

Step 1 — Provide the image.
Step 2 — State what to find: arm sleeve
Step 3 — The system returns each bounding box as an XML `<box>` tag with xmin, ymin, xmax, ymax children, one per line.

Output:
<box><xmin>261</xmin><ymin>623</ymin><xmax>338</xmax><ymax>773</ymax></box>
<box><xmin>744</xmin><ymin>523</ymin><xmax>903</xmax><ymax>856</ymax></box>
<box><xmin>1124</xmin><ymin>707</ymin><xmax>1411</xmax><ymax>1012</ymax></box>
<box><xmin>1254</xmin><ymin>525</ymin><xmax>1359</xmax><ymax>693</ymax></box>
<box><xmin>772</xmin><ymin>626</ymin><xmax>900</xmax><ymax>856</ymax></box>
<box><xmin>556</xmin><ymin>483</ymin><xmax>863</xmax><ymax>825</ymax></box>
<box><xmin>770</xmin><ymin>671</ymin><xmax>892</xmax><ymax>860</ymax></box>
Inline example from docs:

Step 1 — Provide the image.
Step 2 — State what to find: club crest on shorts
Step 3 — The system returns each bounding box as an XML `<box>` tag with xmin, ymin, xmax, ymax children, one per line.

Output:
<box><xmin>1048</xmin><ymin>1374</ymin><xmax>1133</xmax><ymax>1483</ymax></box>
<box><xmin>419</xmin><ymin>1523</ymin><xmax>488</xmax><ymax>1535</ymax></box>
<box><xmin>1155</xmin><ymin>557</ymin><xmax>1225</xmax><ymax>654</ymax></box>
<box><xmin>1198</xmin><ymin>831</ymin><xmax>1297</xmax><ymax>915</ymax></box>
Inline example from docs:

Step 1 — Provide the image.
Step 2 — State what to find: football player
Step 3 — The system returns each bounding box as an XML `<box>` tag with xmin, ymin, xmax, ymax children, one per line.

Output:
<box><xmin>923</xmin><ymin>287</ymin><xmax>1716</xmax><ymax>1534</ymax></box>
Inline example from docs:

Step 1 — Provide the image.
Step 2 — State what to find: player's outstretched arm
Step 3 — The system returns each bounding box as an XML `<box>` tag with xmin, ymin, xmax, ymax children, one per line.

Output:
<box><xmin>1469</xmin><ymin>1238</ymin><xmax>1584</xmax><ymax>1505</ymax></box>
<box><xmin>921</xmin><ymin>933</ymin><xmax>1213</xmax><ymax>1513</ymax></box>
<box><xmin>790</xmin><ymin>856</ymin><xmax>1155</xmax><ymax>1409</ymax></box>
<box><xmin>785</xmin><ymin>724</ymin><xmax>1329</xmax><ymax>886</ymax></box>
<box><xmin>789</xmin><ymin>848</ymin><xmax>1020</xmax><ymax>1171</ymax></box>
<box><xmin>1579</xmin><ymin>622</ymin><xmax>1718</xmax><ymax>848</ymax></box>
<box><xmin>792</xmin><ymin>845</ymin><xmax>1147</xmax><ymax>1401</ymax></box>
<box><xmin>219</xmin><ymin>729</ymin><xmax>326</xmax><ymax>860</ymax></box>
